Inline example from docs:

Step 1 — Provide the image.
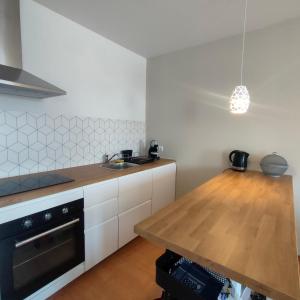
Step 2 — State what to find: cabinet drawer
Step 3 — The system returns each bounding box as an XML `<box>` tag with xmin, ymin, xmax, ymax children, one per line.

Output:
<box><xmin>85</xmin><ymin>217</ymin><xmax>118</xmax><ymax>271</ymax></box>
<box><xmin>84</xmin><ymin>179</ymin><xmax>118</xmax><ymax>208</ymax></box>
<box><xmin>118</xmin><ymin>200</ymin><xmax>151</xmax><ymax>248</ymax></box>
<box><xmin>118</xmin><ymin>170</ymin><xmax>152</xmax><ymax>214</ymax></box>
<box><xmin>84</xmin><ymin>198</ymin><xmax>118</xmax><ymax>230</ymax></box>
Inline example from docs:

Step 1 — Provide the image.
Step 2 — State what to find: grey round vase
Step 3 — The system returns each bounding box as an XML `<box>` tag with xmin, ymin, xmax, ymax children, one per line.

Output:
<box><xmin>260</xmin><ymin>152</ymin><xmax>288</xmax><ymax>177</ymax></box>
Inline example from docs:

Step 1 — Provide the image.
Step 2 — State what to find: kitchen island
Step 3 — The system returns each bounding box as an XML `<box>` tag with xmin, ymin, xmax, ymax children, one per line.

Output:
<box><xmin>134</xmin><ymin>170</ymin><xmax>300</xmax><ymax>300</ymax></box>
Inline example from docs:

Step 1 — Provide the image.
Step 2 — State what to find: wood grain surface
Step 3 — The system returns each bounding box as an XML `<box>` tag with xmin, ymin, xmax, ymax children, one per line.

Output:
<box><xmin>135</xmin><ymin>170</ymin><xmax>300</xmax><ymax>300</ymax></box>
<box><xmin>0</xmin><ymin>159</ymin><xmax>174</xmax><ymax>208</ymax></box>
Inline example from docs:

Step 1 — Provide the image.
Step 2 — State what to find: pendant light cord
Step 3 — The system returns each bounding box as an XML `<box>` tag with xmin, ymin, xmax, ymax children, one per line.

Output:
<box><xmin>240</xmin><ymin>0</ymin><xmax>248</xmax><ymax>85</ymax></box>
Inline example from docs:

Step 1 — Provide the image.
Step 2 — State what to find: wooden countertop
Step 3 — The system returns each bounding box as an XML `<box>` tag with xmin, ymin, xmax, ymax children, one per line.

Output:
<box><xmin>0</xmin><ymin>159</ymin><xmax>175</xmax><ymax>208</ymax></box>
<box><xmin>135</xmin><ymin>170</ymin><xmax>300</xmax><ymax>300</ymax></box>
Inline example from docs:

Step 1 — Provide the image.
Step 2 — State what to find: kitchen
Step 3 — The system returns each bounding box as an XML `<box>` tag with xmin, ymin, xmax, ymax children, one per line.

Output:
<box><xmin>0</xmin><ymin>0</ymin><xmax>300</xmax><ymax>300</ymax></box>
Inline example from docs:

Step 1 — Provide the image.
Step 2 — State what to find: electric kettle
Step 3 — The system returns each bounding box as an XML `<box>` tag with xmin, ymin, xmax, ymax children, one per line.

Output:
<box><xmin>229</xmin><ymin>150</ymin><xmax>249</xmax><ymax>171</ymax></box>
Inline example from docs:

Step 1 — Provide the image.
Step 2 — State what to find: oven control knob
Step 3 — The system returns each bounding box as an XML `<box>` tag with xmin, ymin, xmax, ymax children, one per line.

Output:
<box><xmin>62</xmin><ymin>207</ymin><xmax>69</xmax><ymax>214</ymax></box>
<box><xmin>22</xmin><ymin>218</ymin><xmax>33</xmax><ymax>229</ymax></box>
<box><xmin>44</xmin><ymin>212</ymin><xmax>52</xmax><ymax>221</ymax></box>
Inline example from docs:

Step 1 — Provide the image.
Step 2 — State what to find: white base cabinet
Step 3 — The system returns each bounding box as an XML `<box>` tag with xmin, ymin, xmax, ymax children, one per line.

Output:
<box><xmin>84</xmin><ymin>198</ymin><xmax>118</xmax><ymax>229</ymax></box>
<box><xmin>118</xmin><ymin>169</ymin><xmax>152</xmax><ymax>214</ymax></box>
<box><xmin>83</xmin><ymin>179</ymin><xmax>119</xmax><ymax>271</ymax></box>
<box><xmin>152</xmin><ymin>163</ymin><xmax>176</xmax><ymax>214</ymax></box>
<box><xmin>118</xmin><ymin>200</ymin><xmax>152</xmax><ymax>248</ymax></box>
<box><xmin>85</xmin><ymin>217</ymin><xmax>118</xmax><ymax>271</ymax></box>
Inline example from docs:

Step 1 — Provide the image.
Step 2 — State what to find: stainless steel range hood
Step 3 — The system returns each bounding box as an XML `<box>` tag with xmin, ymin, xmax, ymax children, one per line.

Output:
<box><xmin>0</xmin><ymin>0</ymin><xmax>66</xmax><ymax>98</ymax></box>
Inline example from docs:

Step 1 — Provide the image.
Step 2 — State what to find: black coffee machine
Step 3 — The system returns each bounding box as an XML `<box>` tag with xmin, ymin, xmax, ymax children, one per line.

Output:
<box><xmin>148</xmin><ymin>140</ymin><xmax>160</xmax><ymax>160</ymax></box>
<box><xmin>229</xmin><ymin>150</ymin><xmax>249</xmax><ymax>172</ymax></box>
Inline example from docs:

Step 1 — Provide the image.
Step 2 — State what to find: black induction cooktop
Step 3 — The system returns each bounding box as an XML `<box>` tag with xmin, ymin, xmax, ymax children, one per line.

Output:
<box><xmin>0</xmin><ymin>173</ymin><xmax>74</xmax><ymax>197</ymax></box>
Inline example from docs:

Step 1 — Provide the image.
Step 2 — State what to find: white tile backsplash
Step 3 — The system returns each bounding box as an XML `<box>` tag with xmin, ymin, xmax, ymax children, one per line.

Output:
<box><xmin>0</xmin><ymin>111</ymin><xmax>145</xmax><ymax>178</ymax></box>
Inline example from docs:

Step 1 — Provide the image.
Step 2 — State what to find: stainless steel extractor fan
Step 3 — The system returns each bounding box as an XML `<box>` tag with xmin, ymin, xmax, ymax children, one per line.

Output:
<box><xmin>0</xmin><ymin>0</ymin><xmax>66</xmax><ymax>98</ymax></box>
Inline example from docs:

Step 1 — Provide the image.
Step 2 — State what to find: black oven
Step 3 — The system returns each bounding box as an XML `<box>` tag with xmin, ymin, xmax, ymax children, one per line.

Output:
<box><xmin>0</xmin><ymin>199</ymin><xmax>84</xmax><ymax>300</ymax></box>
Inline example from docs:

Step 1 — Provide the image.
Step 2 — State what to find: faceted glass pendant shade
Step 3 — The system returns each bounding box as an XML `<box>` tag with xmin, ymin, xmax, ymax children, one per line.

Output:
<box><xmin>230</xmin><ymin>85</ymin><xmax>250</xmax><ymax>114</ymax></box>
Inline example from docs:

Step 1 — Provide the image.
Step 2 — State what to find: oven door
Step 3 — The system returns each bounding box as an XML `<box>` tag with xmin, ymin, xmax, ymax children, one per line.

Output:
<box><xmin>0</xmin><ymin>214</ymin><xmax>84</xmax><ymax>300</ymax></box>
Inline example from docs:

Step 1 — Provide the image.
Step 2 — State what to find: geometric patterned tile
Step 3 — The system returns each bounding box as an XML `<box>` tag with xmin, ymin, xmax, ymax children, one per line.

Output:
<box><xmin>0</xmin><ymin>110</ymin><xmax>145</xmax><ymax>178</ymax></box>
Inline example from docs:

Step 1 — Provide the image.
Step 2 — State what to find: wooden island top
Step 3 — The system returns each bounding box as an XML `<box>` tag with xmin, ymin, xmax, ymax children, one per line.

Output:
<box><xmin>135</xmin><ymin>170</ymin><xmax>300</xmax><ymax>300</ymax></box>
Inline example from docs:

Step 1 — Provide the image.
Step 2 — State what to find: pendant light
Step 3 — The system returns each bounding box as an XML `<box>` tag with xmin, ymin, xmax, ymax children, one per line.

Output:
<box><xmin>230</xmin><ymin>0</ymin><xmax>250</xmax><ymax>114</ymax></box>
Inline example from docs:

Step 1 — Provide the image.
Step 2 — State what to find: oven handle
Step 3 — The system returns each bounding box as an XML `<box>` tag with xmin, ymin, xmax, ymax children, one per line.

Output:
<box><xmin>15</xmin><ymin>218</ymin><xmax>80</xmax><ymax>248</ymax></box>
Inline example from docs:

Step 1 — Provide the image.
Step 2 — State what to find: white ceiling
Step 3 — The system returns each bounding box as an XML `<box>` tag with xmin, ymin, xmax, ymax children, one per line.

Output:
<box><xmin>35</xmin><ymin>0</ymin><xmax>300</xmax><ymax>58</ymax></box>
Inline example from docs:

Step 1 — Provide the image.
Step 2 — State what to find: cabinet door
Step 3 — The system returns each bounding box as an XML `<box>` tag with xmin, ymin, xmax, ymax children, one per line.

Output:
<box><xmin>85</xmin><ymin>217</ymin><xmax>118</xmax><ymax>271</ymax></box>
<box><xmin>118</xmin><ymin>200</ymin><xmax>151</xmax><ymax>248</ymax></box>
<box><xmin>84</xmin><ymin>179</ymin><xmax>118</xmax><ymax>209</ymax></box>
<box><xmin>118</xmin><ymin>170</ymin><xmax>152</xmax><ymax>214</ymax></box>
<box><xmin>152</xmin><ymin>163</ymin><xmax>176</xmax><ymax>214</ymax></box>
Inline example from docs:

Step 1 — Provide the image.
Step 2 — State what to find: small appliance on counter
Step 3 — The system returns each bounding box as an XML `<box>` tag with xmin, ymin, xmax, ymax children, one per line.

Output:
<box><xmin>148</xmin><ymin>140</ymin><xmax>162</xmax><ymax>160</ymax></box>
<box><xmin>260</xmin><ymin>152</ymin><xmax>288</xmax><ymax>177</ymax></box>
<box><xmin>120</xmin><ymin>149</ymin><xmax>133</xmax><ymax>160</ymax></box>
<box><xmin>229</xmin><ymin>150</ymin><xmax>249</xmax><ymax>172</ymax></box>
<box><xmin>120</xmin><ymin>149</ymin><xmax>155</xmax><ymax>165</ymax></box>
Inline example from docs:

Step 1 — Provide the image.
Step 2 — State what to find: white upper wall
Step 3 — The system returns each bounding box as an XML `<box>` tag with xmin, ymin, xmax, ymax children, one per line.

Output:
<box><xmin>0</xmin><ymin>0</ymin><xmax>146</xmax><ymax>122</ymax></box>
<box><xmin>146</xmin><ymin>17</ymin><xmax>300</xmax><ymax>247</ymax></box>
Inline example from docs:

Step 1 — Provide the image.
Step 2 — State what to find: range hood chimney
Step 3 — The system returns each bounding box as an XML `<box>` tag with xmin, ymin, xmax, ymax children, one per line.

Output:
<box><xmin>0</xmin><ymin>0</ymin><xmax>66</xmax><ymax>98</ymax></box>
